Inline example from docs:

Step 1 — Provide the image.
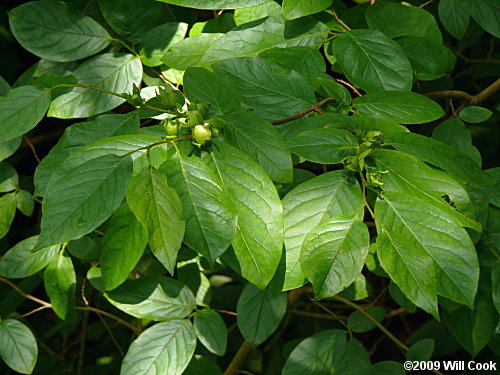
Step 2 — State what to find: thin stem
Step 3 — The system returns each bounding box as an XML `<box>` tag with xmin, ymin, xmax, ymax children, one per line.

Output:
<box><xmin>75</xmin><ymin>306</ymin><xmax>137</xmax><ymax>332</ymax></box>
<box><xmin>336</xmin><ymin>79</ymin><xmax>362</xmax><ymax>96</ymax></box>
<box><xmin>330</xmin><ymin>7</ymin><xmax>351</xmax><ymax>30</ymax></box>
<box><xmin>424</xmin><ymin>90</ymin><xmax>472</xmax><ymax>102</ymax></box>
<box><xmin>23</xmin><ymin>135</ymin><xmax>41</xmax><ymax>163</ymax></box>
<box><xmin>312</xmin><ymin>300</ymin><xmax>352</xmax><ymax>334</ymax></box>
<box><xmin>419</xmin><ymin>0</ymin><xmax>434</xmax><ymax>8</ymax></box>
<box><xmin>215</xmin><ymin>309</ymin><xmax>237</xmax><ymax>316</ymax></box>
<box><xmin>455</xmin><ymin>78</ymin><xmax>500</xmax><ymax>115</ymax></box>
<box><xmin>0</xmin><ymin>277</ymin><xmax>52</xmax><ymax>308</ymax></box>
<box><xmin>109</xmin><ymin>37</ymin><xmax>138</xmax><ymax>56</ymax></box>
<box><xmin>271</xmin><ymin>98</ymin><xmax>336</xmax><ymax>125</ymax></box>
<box><xmin>15</xmin><ymin>305</ymin><xmax>50</xmax><ymax>320</ymax></box>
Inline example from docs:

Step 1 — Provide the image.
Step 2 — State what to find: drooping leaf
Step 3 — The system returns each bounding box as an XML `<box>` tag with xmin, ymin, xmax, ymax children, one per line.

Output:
<box><xmin>206</xmin><ymin>142</ymin><xmax>283</xmax><ymax>289</ymax></box>
<box><xmin>43</xmin><ymin>251</ymin><xmax>76</xmax><ymax>320</ymax></box>
<box><xmin>0</xmin><ymin>192</ymin><xmax>17</xmax><ymax>239</ymax></box>
<box><xmin>8</xmin><ymin>0</ymin><xmax>110</xmax><ymax>61</ymax></box>
<box><xmin>0</xmin><ymin>236</ymin><xmax>59</xmax><ymax>278</ymax></box>
<box><xmin>48</xmin><ymin>53</ymin><xmax>142</xmax><ymax>119</ymax></box>
<box><xmin>100</xmin><ymin>203</ymin><xmax>148</xmax><ymax>290</ymax></box>
<box><xmin>438</xmin><ymin>0</ymin><xmax>470</xmax><ymax>39</ymax></box>
<box><xmin>193</xmin><ymin>309</ymin><xmax>227</xmax><ymax>356</ymax></box>
<box><xmin>162</xmin><ymin>152</ymin><xmax>237</xmax><ymax>261</ymax></box>
<box><xmin>0</xmin><ymin>85</ymin><xmax>51</xmax><ymax>143</ymax></box>
<box><xmin>236</xmin><ymin>283</ymin><xmax>287</xmax><ymax>346</ymax></box>
<box><xmin>139</xmin><ymin>22</ymin><xmax>188</xmax><ymax>67</ymax></box>
<box><xmin>282</xmin><ymin>171</ymin><xmax>363</xmax><ymax>290</ymax></box>
<box><xmin>156</xmin><ymin>0</ymin><xmax>269</xmax><ymax>9</ymax></box>
<box><xmin>222</xmin><ymin>111</ymin><xmax>293</xmax><ymax>183</ymax></box>
<box><xmin>300</xmin><ymin>211</ymin><xmax>369</xmax><ymax>299</ymax></box>
<box><xmin>470</xmin><ymin>0</ymin><xmax>500</xmax><ymax>38</ymax></box>
<box><xmin>332</xmin><ymin>30</ymin><xmax>412</xmax><ymax>92</ymax></box>
<box><xmin>287</xmin><ymin>128</ymin><xmax>357</xmax><ymax>164</ymax></box>
<box><xmin>105</xmin><ymin>276</ymin><xmax>196</xmax><ymax>320</ymax></box>
<box><xmin>126</xmin><ymin>166</ymin><xmax>185</xmax><ymax>273</ymax></box>
<box><xmin>0</xmin><ymin>319</ymin><xmax>38</xmax><ymax>374</ymax></box>
<box><xmin>214</xmin><ymin>57</ymin><xmax>316</xmax><ymax>121</ymax></box>
<box><xmin>121</xmin><ymin>319</ymin><xmax>196</xmax><ymax>375</ymax></box>
<box><xmin>282</xmin><ymin>0</ymin><xmax>332</xmax><ymax>20</ymax></box>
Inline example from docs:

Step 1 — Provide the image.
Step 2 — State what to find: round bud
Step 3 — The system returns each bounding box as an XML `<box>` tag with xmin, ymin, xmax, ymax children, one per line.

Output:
<box><xmin>192</xmin><ymin>125</ymin><xmax>212</xmax><ymax>145</ymax></box>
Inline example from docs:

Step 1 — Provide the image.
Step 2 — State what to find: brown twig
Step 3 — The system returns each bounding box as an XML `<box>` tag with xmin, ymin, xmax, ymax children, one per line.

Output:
<box><xmin>450</xmin><ymin>47</ymin><xmax>500</xmax><ymax>65</ymax></box>
<box><xmin>419</xmin><ymin>0</ymin><xmax>434</xmax><ymax>8</ymax></box>
<box><xmin>271</xmin><ymin>98</ymin><xmax>336</xmax><ymax>125</ymax></box>
<box><xmin>75</xmin><ymin>306</ymin><xmax>137</xmax><ymax>332</ymax></box>
<box><xmin>455</xmin><ymin>77</ymin><xmax>500</xmax><ymax>114</ymax></box>
<box><xmin>77</xmin><ymin>310</ymin><xmax>89</xmax><ymax>375</ymax></box>
<box><xmin>330</xmin><ymin>7</ymin><xmax>351</xmax><ymax>30</ymax></box>
<box><xmin>424</xmin><ymin>90</ymin><xmax>472</xmax><ymax>102</ymax></box>
<box><xmin>215</xmin><ymin>309</ymin><xmax>237</xmax><ymax>316</ymax></box>
<box><xmin>312</xmin><ymin>301</ymin><xmax>351</xmax><ymax>332</ymax></box>
<box><xmin>23</xmin><ymin>135</ymin><xmax>41</xmax><ymax>163</ymax></box>
<box><xmin>222</xmin><ymin>340</ymin><xmax>253</xmax><ymax>375</ymax></box>
<box><xmin>0</xmin><ymin>277</ymin><xmax>52</xmax><ymax>307</ymax></box>
<box><xmin>336</xmin><ymin>79</ymin><xmax>362</xmax><ymax>96</ymax></box>
<box><xmin>15</xmin><ymin>305</ymin><xmax>51</xmax><ymax>320</ymax></box>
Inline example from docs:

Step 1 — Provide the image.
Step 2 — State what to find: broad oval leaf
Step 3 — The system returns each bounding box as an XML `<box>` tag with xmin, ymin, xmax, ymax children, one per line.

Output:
<box><xmin>100</xmin><ymin>203</ymin><xmax>148</xmax><ymax>290</ymax></box>
<box><xmin>282</xmin><ymin>171</ymin><xmax>363</xmax><ymax>290</ymax></box>
<box><xmin>126</xmin><ymin>166</ymin><xmax>185</xmax><ymax>273</ymax></box>
<box><xmin>121</xmin><ymin>319</ymin><xmax>196</xmax><ymax>375</ymax></box>
<box><xmin>156</xmin><ymin>0</ymin><xmax>269</xmax><ymax>9</ymax></box>
<box><xmin>375</xmin><ymin>192</ymin><xmax>480</xmax><ymax>317</ymax></box>
<box><xmin>105</xmin><ymin>276</ymin><xmax>196</xmax><ymax>320</ymax></box>
<box><xmin>207</xmin><ymin>142</ymin><xmax>283</xmax><ymax>289</ymax></box>
<box><xmin>8</xmin><ymin>1</ymin><xmax>110</xmax><ymax>62</ymax></box>
<box><xmin>353</xmin><ymin>91</ymin><xmax>444</xmax><ymax>124</ymax></box>
<box><xmin>43</xmin><ymin>251</ymin><xmax>76</xmax><ymax>320</ymax></box>
<box><xmin>470</xmin><ymin>0</ymin><xmax>500</xmax><ymax>38</ymax></box>
<box><xmin>459</xmin><ymin>106</ymin><xmax>493</xmax><ymax>123</ymax></box>
<box><xmin>0</xmin><ymin>235</ymin><xmax>59</xmax><ymax>279</ymax></box>
<box><xmin>300</xmin><ymin>212</ymin><xmax>369</xmax><ymax>300</ymax></box>
<box><xmin>438</xmin><ymin>0</ymin><xmax>470</xmax><ymax>39</ymax></box>
<box><xmin>193</xmin><ymin>309</ymin><xmax>227</xmax><ymax>356</ymax></box>
<box><xmin>236</xmin><ymin>283</ymin><xmax>287</xmax><ymax>346</ymax></box>
<box><xmin>0</xmin><ymin>319</ymin><xmax>38</xmax><ymax>374</ymax></box>
<box><xmin>333</xmin><ymin>29</ymin><xmax>412</xmax><ymax>92</ymax></box>
<box><xmin>287</xmin><ymin>128</ymin><xmax>357</xmax><ymax>164</ymax></box>
<box><xmin>222</xmin><ymin>111</ymin><xmax>293</xmax><ymax>183</ymax></box>
<box><xmin>48</xmin><ymin>53</ymin><xmax>143</xmax><ymax>118</ymax></box>
<box><xmin>0</xmin><ymin>85</ymin><xmax>50</xmax><ymax>143</ymax></box>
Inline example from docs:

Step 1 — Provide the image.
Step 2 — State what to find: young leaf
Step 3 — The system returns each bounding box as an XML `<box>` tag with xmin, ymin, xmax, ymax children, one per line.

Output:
<box><xmin>214</xmin><ymin>57</ymin><xmax>316</xmax><ymax>121</ymax></box>
<box><xmin>287</xmin><ymin>128</ymin><xmax>357</xmax><ymax>164</ymax></box>
<box><xmin>126</xmin><ymin>166</ymin><xmax>185</xmax><ymax>273</ymax></box>
<box><xmin>282</xmin><ymin>0</ymin><xmax>332</xmax><ymax>20</ymax></box>
<box><xmin>0</xmin><ymin>192</ymin><xmax>17</xmax><ymax>239</ymax></box>
<box><xmin>438</xmin><ymin>0</ymin><xmax>470</xmax><ymax>39</ymax></box>
<box><xmin>105</xmin><ymin>276</ymin><xmax>196</xmax><ymax>320</ymax></box>
<box><xmin>222</xmin><ymin>111</ymin><xmax>293</xmax><ymax>183</ymax></box>
<box><xmin>100</xmin><ymin>203</ymin><xmax>148</xmax><ymax>291</ymax></box>
<box><xmin>207</xmin><ymin>142</ymin><xmax>283</xmax><ymax>289</ymax></box>
<box><xmin>121</xmin><ymin>320</ymin><xmax>196</xmax><ymax>375</ymax></box>
<box><xmin>193</xmin><ymin>309</ymin><xmax>227</xmax><ymax>356</ymax></box>
<box><xmin>300</xmin><ymin>212</ymin><xmax>369</xmax><ymax>300</ymax></box>
<box><xmin>333</xmin><ymin>30</ymin><xmax>412</xmax><ymax>92</ymax></box>
<box><xmin>353</xmin><ymin>92</ymin><xmax>444</xmax><ymax>124</ymax></box>
<box><xmin>48</xmin><ymin>53</ymin><xmax>142</xmax><ymax>119</ymax></box>
<box><xmin>282</xmin><ymin>171</ymin><xmax>363</xmax><ymax>290</ymax></box>
<box><xmin>0</xmin><ymin>236</ymin><xmax>59</xmax><ymax>279</ymax></box>
<box><xmin>0</xmin><ymin>319</ymin><xmax>38</xmax><ymax>374</ymax></box>
<box><xmin>0</xmin><ymin>85</ymin><xmax>51</xmax><ymax>143</ymax></box>
<box><xmin>8</xmin><ymin>1</ymin><xmax>110</xmax><ymax>62</ymax></box>
<box><xmin>38</xmin><ymin>153</ymin><xmax>133</xmax><ymax>248</ymax></box>
<box><xmin>43</xmin><ymin>251</ymin><xmax>76</xmax><ymax>320</ymax></box>
<box><xmin>236</xmin><ymin>283</ymin><xmax>287</xmax><ymax>346</ymax></box>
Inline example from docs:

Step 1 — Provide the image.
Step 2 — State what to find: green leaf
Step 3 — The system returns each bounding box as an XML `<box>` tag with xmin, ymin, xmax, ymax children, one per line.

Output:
<box><xmin>178</xmin><ymin>264</ymin><xmax>212</xmax><ymax>307</ymax></box>
<box><xmin>0</xmin><ymin>85</ymin><xmax>51</xmax><ymax>143</ymax></box>
<box><xmin>38</xmin><ymin>153</ymin><xmax>133</xmax><ymax>248</ymax></box>
<box><xmin>258</xmin><ymin>47</ymin><xmax>326</xmax><ymax>89</ymax></box>
<box><xmin>300</xmin><ymin>212</ymin><xmax>369</xmax><ymax>299</ymax></box>
<box><xmin>332</xmin><ymin>30</ymin><xmax>412</xmax><ymax>92</ymax></box>
<box><xmin>432</xmin><ymin>118</ymin><xmax>472</xmax><ymax>150</ymax></box>
<box><xmin>8</xmin><ymin>1</ymin><xmax>110</xmax><ymax>62</ymax></box>
<box><xmin>190</xmin><ymin>13</ymin><xmax>236</xmax><ymax>37</ymax></box>
<box><xmin>406</xmin><ymin>339</ymin><xmax>435</xmax><ymax>361</ymax></box>
<box><xmin>184</xmin><ymin>67</ymin><xmax>241</xmax><ymax>114</ymax></box>
<box><xmin>318</xmin><ymin>77</ymin><xmax>352</xmax><ymax>105</ymax></box>
<box><xmin>0</xmin><ymin>75</ymin><xmax>10</xmax><ymax>95</ymax></box>
<box><xmin>0</xmin><ymin>137</ymin><xmax>22</xmax><ymax>162</ymax></box>
<box><xmin>370</xmin><ymin>361</ymin><xmax>405</xmax><ymax>375</ymax></box>
<box><xmin>234</xmin><ymin>1</ymin><xmax>282</xmax><ymax>25</ymax></box>
<box><xmin>470</xmin><ymin>0</ymin><xmax>500</xmax><ymax>38</ymax></box>
<box><xmin>222</xmin><ymin>112</ymin><xmax>293</xmax><ymax>183</ymax></box>
<box><xmin>282</xmin><ymin>171</ymin><xmax>363</xmax><ymax>290</ymax></box>
<box><xmin>201</xmin><ymin>16</ymin><xmax>328</xmax><ymax>66</ymax></box>
<box><xmin>438</xmin><ymin>0</ymin><xmax>470</xmax><ymax>39</ymax></box>
<box><xmin>372</xmin><ymin>149</ymin><xmax>481</xmax><ymax>231</ymax></box>
<box><xmin>184</xmin><ymin>355</ymin><xmax>222</xmax><ymax>375</ymax></box>
<box><xmin>0</xmin><ymin>162</ymin><xmax>18</xmax><ymax>192</ymax></box>
<box><xmin>338</xmin><ymin>274</ymin><xmax>370</xmax><ymax>301</ymax></box>
<box><xmin>0</xmin><ymin>319</ymin><xmax>38</xmax><ymax>374</ymax></box>
<box><xmin>105</xmin><ymin>276</ymin><xmax>196</xmax><ymax>320</ymax></box>
<box><xmin>353</xmin><ymin>91</ymin><xmax>444</xmax><ymax>124</ymax></box>
<box><xmin>236</xmin><ymin>283</ymin><xmax>287</xmax><ymax>346</ymax></box>
<box><xmin>139</xmin><ymin>22</ymin><xmax>188</xmax><ymax>67</ymax></box>
<box><xmin>0</xmin><ymin>192</ymin><xmax>17</xmax><ymax>239</ymax></box>
<box><xmin>126</xmin><ymin>166</ymin><xmax>185</xmax><ymax>273</ymax></box>
<box><xmin>287</xmin><ymin>128</ymin><xmax>357</xmax><ymax>164</ymax></box>
<box><xmin>67</xmin><ymin>236</ymin><xmax>100</xmax><ymax>262</ymax></box>
<box><xmin>121</xmin><ymin>319</ymin><xmax>196</xmax><ymax>375</ymax></box>
<box><xmin>16</xmin><ymin>190</ymin><xmax>34</xmax><ymax>217</ymax></box>
<box><xmin>206</xmin><ymin>142</ymin><xmax>283</xmax><ymax>289</ymax></box>
<box><xmin>0</xmin><ymin>236</ymin><xmax>59</xmax><ymax>278</ymax></box>
<box><xmin>282</xmin><ymin>0</ymin><xmax>332</xmax><ymax>20</ymax></box>
<box><xmin>493</xmin><ymin>260</ymin><xmax>500</xmax><ymax>312</ymax></box>
<box><xmin>100</xmin><ymin>203</ymin><xmax>148</xmax><ymax>290</ymax></box>
<box><xmin>193</xmin><ymin>309</ymin><xmax>227</xmax><ymax>356</ymax></box>
<box><xmin>375</xmin><ymin>192</ymin><xmax>479</xmax><ymax>318</ymax></box>
<box><xmin>48</xmin><ymin>53</ymin><xmax>142</xmax><ymax>119</ymax></box>
<box><xmin>214</xmin><ymin>57</ymin><xmax>316</xmax><ymax>121</ymax></box>
<box><xmin>97</xmin><ymin>0</ymin><xmax>167</xmax><ymax>43</ymax></box>
<box><xmin>163</xmin><ymin>152</ymin><xmax>237</xmax><ymax>261</ymax></box>
<box><xmin>156</xmin><ymin>0</ymin><xmax>269</xmax><ymax>9</ymax></box>
<box><xmin>43</xmin><ymin>251</ymin><xmax>76</xmax><ymax>320</ymax></box>
<box><xmin>347</xmin><ymin>307</ymin><xmax>385</xmax><ymax>333</ymax></box>
<box><xmin>459</xmin><ymin>106</ymin><xmax>493</xmax><ymax>123</ymax></box>
<box><xmin>365</xmin><ymin>1</ymin><xmax>442</xmax><ymax>42</ymax></box>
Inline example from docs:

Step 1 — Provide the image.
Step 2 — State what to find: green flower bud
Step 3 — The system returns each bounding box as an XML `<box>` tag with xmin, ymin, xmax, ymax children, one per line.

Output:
<box><xmin>187</xmin><ymin>110</ymin><xmax>204</xmax><ymax>127</ymax></box>
<box><xmin>163</xmin><ymin>119</ymin><xmax>180</xmax><ymax>137</ymax></box>
<box><xmin>192</xmin><ymin>124</ymin><xmax>212</xmax><ymax>146</ymax></box>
